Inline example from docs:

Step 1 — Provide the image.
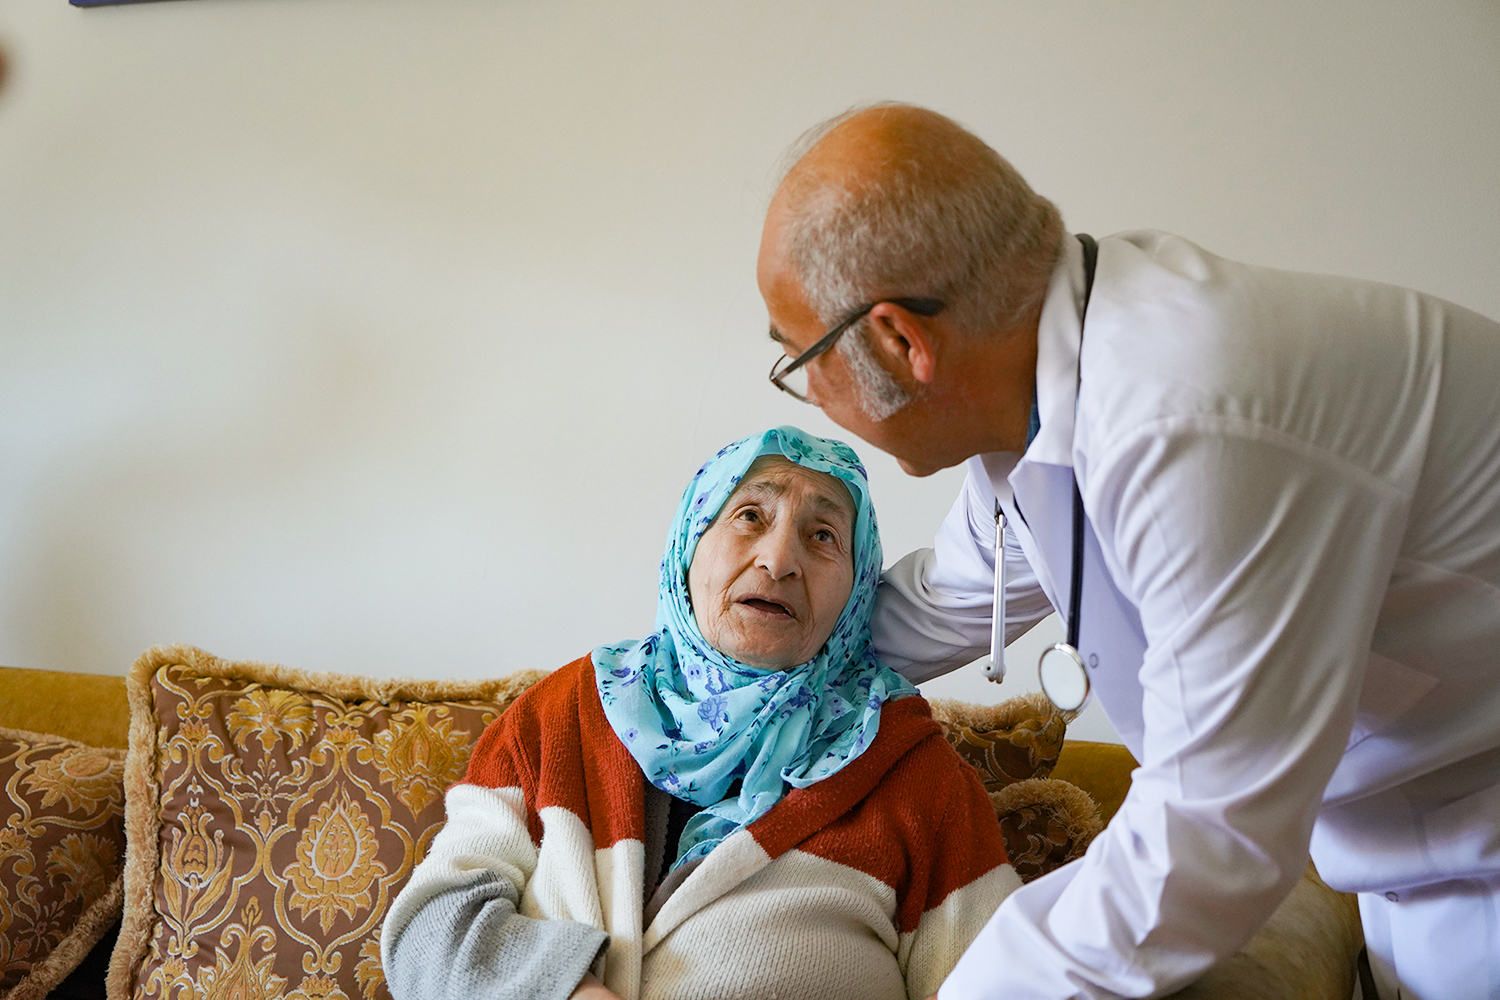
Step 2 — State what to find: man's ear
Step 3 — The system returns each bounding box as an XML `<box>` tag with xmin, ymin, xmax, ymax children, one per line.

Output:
<box><xmin>865</xmin><ymin>301</ymin><xmax>939</xmax><ymax>385</ymax></box>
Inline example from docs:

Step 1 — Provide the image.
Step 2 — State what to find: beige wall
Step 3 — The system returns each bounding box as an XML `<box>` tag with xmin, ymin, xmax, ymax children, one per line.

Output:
<box><xmin>2</xmin><ymin>0</ymin><xmax>1497</xmax><ymax>743</ymax></box>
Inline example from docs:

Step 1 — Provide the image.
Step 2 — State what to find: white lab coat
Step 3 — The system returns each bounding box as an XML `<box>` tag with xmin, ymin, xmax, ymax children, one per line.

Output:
<box><xmin>872</xmin><ymin>232</ymin><xmax>1500</xmax><ymax>999</ymax></box>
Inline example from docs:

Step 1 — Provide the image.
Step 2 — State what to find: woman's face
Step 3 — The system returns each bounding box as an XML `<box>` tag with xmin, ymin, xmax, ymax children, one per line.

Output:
<box><xmin>687</xmin><ymin>456</ymin><xmax>857</xmax><ymax>670</ymax></box>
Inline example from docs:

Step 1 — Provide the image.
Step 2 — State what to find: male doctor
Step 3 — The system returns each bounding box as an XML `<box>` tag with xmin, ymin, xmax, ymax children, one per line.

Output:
<box><xmin>757</xmin><ymin>103</ymin><xmax>1500</xmax><ymax>999</ymax></box>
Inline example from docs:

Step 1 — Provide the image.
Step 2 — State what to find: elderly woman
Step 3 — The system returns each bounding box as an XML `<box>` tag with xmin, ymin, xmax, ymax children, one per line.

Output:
<box><xmin>381</xmin><ymin>427</ymin><xmax>1019</xmax><ymax>1000</ymax></box>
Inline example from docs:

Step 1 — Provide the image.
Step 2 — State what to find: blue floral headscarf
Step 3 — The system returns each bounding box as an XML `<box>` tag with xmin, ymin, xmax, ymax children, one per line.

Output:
<box><xmin>593</xmin><ymin>426</ymin><xmax>916</xmax><ymax>872</ymax></box>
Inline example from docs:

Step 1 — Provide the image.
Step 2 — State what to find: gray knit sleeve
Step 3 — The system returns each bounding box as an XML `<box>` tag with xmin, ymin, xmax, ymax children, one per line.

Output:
<box><xmin>383</xmin><ymin>869</ymin><xmax>609</xmax><ymax>1000</ymax></box>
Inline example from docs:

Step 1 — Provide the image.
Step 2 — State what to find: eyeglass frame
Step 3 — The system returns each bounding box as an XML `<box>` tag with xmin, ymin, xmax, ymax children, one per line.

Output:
<box><xmin>768</xmin><ymin>297</ymin><xmax>945</xmax><ymax>403</ymax></box>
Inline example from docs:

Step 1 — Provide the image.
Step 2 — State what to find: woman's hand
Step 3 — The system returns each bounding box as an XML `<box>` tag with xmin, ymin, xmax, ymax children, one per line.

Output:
<box><xmin>570</xmin><ymin>973</ymin><xmax>624</xmax><ymax>1000</ymax></box>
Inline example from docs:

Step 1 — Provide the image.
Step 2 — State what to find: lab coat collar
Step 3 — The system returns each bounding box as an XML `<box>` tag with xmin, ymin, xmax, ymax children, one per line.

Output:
<box><xmin>1024</xmin><ymin>232</ymin><xmax>1089</xmax><ymax>469</ymax></box>
<box><xmin>975</xmin><ymin>234</ymin><xmax>1089</xmax><ymax>499</ymax></box>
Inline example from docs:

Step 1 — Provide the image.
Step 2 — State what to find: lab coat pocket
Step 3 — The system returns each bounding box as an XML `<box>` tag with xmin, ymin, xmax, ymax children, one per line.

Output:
<box><xmin>1421</xmin><ymin>781</ymin><xmax>1500</xmax><ymax>876</ymax></box>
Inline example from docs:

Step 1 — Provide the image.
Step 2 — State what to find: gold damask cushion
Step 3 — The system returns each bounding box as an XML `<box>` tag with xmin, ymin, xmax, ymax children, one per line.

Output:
<box><xmin>929</xmin><ymin>692</ymin><xmax>1068</xmax><ymax>792</ymax></box>
<box><xmin>108</xmin><ymin>645</ymin><xmax>543</xmax><ymax>1000</ymax></box>
<box><xmin>929</xmin><ymin>693</ymin><xmax>1101</xmax><ymax>882</ymax></box>
<box><xmin>0</xmin><ymin>726</ymin><xmax>125</xmax><ymax>1000</ymax></box>
<box><xmin>989</xmin><ymin>777</ymin><xmax>1103</xmax><ymax>883</ymax></box>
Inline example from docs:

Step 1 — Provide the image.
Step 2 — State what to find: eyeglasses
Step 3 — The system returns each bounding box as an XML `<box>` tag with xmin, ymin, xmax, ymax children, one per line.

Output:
<box><xmin>768</xmin><ymin>297</ymin><xmax>944</xmax><ymax>403</ymax></box>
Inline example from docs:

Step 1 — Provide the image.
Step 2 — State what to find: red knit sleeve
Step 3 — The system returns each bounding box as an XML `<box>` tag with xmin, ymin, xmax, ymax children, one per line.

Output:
<box><xmin>458</xmin><ymin>655</ymin><xmax>644</xmax><ymax>851</ymax></box>
<box><xmin>894</xmin><ymin>733</ymin><xmax>1011</xmax><ymax>935</ymax></box>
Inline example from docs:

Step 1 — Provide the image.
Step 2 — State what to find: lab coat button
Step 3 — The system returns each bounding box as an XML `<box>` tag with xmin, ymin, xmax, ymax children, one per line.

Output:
<box><xmin>1385</xmin><ymin>891</ymin><xmax>1400</xmax><ymax>902</ymax></box>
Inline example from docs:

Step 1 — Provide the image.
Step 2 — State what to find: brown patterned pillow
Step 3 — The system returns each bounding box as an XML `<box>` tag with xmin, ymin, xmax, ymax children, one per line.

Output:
<box><xmin>989</xmin><ymin>777</ymin><xmax>1103</xmax><ymax>883</ymax></box>
<box><xmin>0</xmin><ymin>726</ymin><xmax>125</xmax><ymax>1000</ymax></box>
<box><xmin>929</xmin><ymin>692</ymin><xmax>1069</xmax><ymax>791</ymax></box>
<box><xmin>929</xmin><ymin>692</ymin><xmax>1103</xmax><ymax>881</ymax></box>
<box><xmin>108</xmin><ymin>645</ymin><xmax>544</xmax><ymax>1000</ymax></box>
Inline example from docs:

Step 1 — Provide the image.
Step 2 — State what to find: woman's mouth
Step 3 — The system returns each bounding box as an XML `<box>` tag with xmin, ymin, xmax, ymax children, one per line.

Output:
<box><xmin>739</xmin><ymin>597</ymin><xmax>794</xmax><ymax>618</ymax></box>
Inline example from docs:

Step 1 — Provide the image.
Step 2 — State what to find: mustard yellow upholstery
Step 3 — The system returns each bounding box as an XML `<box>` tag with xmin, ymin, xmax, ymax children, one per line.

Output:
<box><xmin>1053</xmin><ymin>738</ymin><xmax>1137</xmax><ymax>822</ymax></box>
<box><xmin>0</xmin><ymin>666</ymin><xmax>129</xmax><ymax>749</ymax></box>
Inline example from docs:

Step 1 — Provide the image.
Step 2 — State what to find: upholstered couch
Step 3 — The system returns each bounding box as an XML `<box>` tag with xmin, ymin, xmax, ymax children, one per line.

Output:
<box><xmin>0</xmin><ymin>650</ymin><xmax>1363</xmax><ymax>1000</ymax></box>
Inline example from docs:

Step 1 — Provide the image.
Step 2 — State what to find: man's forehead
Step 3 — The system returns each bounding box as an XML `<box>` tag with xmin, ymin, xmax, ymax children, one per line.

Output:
<box><xmin>757</xmin><ymin>203</ymin><xmax>818</xmax><ymax>320</ymax></box>
<box><xmin>760</xmin><ymin>266</ymin><xmax>823</xmax><ymax>352</ymax></box>
<box><xmin>756</xmin><ymin>188</ymin><xmax>797</xmax><ymax>275</ymax></box>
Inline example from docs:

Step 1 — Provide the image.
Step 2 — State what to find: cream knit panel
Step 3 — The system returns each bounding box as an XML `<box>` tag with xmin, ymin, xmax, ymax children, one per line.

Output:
<box><xmin>525</xmin><ymin>804</ymin><xmax>608</xmax><ymax>930</ymax></box>
<box><xmin>594</xmin><ymin>837</ymin><xmax>646</xmax><ymax>1000</ymax></box>
<box><xmin>640</xmin><ymin>849</ymin><xmax>904</xmax><ymax>1000</ymax></box>
<box><xmin>898</xmin><ymin>864</ymin><xmax>1022</xmax><ymax>1000</ymax></box>
<box><xmin>643</xmin><ymin>829</ymin><xmax>771</xmax><ymax>951</ymax></box>
<box><xmin>381</xmin><ymin>784</ymin><xmax>537</xmax><ymax>957</ymax></box>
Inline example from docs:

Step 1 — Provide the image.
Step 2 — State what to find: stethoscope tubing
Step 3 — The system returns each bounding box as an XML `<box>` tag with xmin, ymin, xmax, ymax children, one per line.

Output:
<box><xmin>986</xmin><ymin>234</ymin><xmax>1098</xmax><ymax>713</ymax></box>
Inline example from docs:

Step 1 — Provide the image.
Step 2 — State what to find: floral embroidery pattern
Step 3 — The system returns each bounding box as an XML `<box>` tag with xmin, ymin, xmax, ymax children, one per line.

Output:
<box><xmin>371</xmin><ymin>707</ymin><xmax>473</xmax><ymax>815</ymax></box>
<box><xmin>227</xmin><ymin>689</ymin><xmax>316</xmax><ymax>753</ymax></box>
<box><xmin>129</xmin><ymin>665</ymin><xmax>519</xmax><ymax>1000</ymax></box>
<box><xmin>943</xmin><ymin>716</ymin><xmax>1066</xmax><ymax>792</ymax></box>
<box><xmin>0</xmin><ymin>730</ymin><xmax>125</xmax><ymax>992</ymax></box>
<box><xmin>46</xmin><ymin>833</ymin><xmax>118</xmax><ymax>904</ymax></box>
<box><xmin>284</xmin><ymin>791</ymin><xmax>387</xmax><ymax>932</ymax></box>
<box><xmin>21</xmin><ymin>746</ymin><xmax>122</xmax><ymax>814</ymax></box>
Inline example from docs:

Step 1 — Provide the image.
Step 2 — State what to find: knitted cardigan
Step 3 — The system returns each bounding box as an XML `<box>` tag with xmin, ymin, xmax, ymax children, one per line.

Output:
<box><xmin>381</xmin><ymin>656</ymin><xmax>1020</xmax><ymax>1000</ymax></box>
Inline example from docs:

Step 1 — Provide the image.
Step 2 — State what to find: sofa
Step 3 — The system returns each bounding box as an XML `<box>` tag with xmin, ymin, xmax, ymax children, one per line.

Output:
<box><xmin>0</xmin><ymin>648</ymin><xmax>1364</xmax><ymax>1000</ymax></box>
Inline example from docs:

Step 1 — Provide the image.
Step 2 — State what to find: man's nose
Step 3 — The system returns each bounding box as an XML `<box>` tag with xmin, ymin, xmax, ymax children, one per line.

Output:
<box><xmin>754</xmin><ymin>521</ymin><xmax>803</xmax><ymax>580</ymax></box>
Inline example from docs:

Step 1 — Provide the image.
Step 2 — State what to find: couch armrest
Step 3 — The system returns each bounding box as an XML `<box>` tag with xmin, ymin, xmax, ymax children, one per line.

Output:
<box><xmin>1051</xmin><ymin>739</ymin><xmax>1136</xmax><ymax>823</ymax></box>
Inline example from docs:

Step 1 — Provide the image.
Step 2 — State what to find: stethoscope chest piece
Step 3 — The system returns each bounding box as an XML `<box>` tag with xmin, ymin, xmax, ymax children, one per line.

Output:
<box><xmin>1038</xmin><ymin>642</ymin><xmax>1090</xmax><ymax>712</ymax></box>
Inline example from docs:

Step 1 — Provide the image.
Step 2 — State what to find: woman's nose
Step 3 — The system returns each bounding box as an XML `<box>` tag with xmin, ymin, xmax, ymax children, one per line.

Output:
<box><xmin>754</xmin><ymin>522</ymin><xmax>803</xmax><ymax>580</ymax></box>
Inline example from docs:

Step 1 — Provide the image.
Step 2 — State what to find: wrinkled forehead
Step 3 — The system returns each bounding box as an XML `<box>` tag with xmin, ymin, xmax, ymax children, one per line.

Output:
<box><xmin>726</xmin><ymin>455</ymin><xmax>857</xmax><ymax>524</ymax></box>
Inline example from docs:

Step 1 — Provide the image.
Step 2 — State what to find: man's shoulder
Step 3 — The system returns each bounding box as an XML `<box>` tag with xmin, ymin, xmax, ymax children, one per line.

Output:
<box><xmin>1098</xmin><ymin>229</ymin><xmax>1366</xmax><ymax>313</ymax></box>
<box><xmin>1097</xmin><ymin>229</ymin><xmax>1434</xmax><ymax>324</ymax></box>
<box><xmin>1081</xmin><ymin>230</ymin><xmax>1445</xmax><ymax>457</ymax></box>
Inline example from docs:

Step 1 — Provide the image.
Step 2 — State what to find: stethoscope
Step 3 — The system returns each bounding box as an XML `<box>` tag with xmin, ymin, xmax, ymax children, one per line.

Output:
<box><xmin>981</xmin><ymin>233</ymin><xmax>1098</xmax><ymax>713</ymax></box>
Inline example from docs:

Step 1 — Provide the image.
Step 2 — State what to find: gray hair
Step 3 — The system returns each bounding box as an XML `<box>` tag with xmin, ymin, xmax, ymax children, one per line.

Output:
<box><xmin>836</xmin><ymin>329</ymin><xmax>910</xmax><ymax>420</ymax></box>
<box><xmin>777</xmin><ymin>103</ymin><xmax>1066</xmax><ymax>342</ymax></box>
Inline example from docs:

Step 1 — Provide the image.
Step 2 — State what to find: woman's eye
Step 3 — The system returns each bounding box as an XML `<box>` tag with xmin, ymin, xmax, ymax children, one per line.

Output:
<box><xmin>736</xmin><ymin>507</ymin><xmax>762</xmax><ymax>523</ymax></box>
<box><xmin>812</xmin><ymin>528</ymin><xmax>836</xmax><ymax>544</ymax></box>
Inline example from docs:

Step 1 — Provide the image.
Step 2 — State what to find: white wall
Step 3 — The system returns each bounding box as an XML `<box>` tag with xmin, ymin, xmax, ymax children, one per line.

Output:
<box><xmin>2</xmin><ymin>0</ymin><xmax>1497</xmax><ymax>745</ymax></box>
